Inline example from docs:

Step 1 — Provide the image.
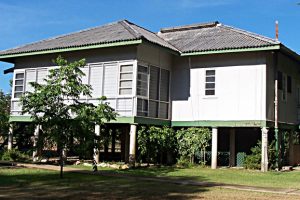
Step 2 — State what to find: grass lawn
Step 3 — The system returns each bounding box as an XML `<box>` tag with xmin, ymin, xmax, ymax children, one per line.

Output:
<box><xmin>0</xmin><ymin>167</ymin><xmax>298</xmax><ymax>200</ymax></box>
<box><xmin>71</xmin><ymin>165</ymin><xmax>300</xmax><ymax>189</ymax></box>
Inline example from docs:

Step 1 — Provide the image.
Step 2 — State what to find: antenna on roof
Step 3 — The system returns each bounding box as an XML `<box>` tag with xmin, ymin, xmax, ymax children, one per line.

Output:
<box><xmin>275</xmin><ymin>20</ymin><xmax>279</xmax><ymax>41</ymax></box>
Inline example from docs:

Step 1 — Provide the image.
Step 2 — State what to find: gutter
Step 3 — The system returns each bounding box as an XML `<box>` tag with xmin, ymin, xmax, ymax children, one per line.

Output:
<box><xmin>0</xmin><ymin>39</ymin><xmax>143</xmax><ymax>60</ymax></box>
<box><xmin>180</xmin><ymin>45</ymin><xmax>281</xmax><ymax>56</ymax></box>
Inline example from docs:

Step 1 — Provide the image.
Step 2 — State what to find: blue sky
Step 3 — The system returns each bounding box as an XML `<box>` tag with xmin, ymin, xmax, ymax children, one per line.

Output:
<box><xmin>1</xmin><ymin>0</ymin><xmax>300</xmax><ymax>93</ymax></box>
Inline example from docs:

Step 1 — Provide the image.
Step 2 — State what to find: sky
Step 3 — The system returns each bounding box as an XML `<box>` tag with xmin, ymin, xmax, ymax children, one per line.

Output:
<box><xmin>0</xmin><ymin>0</ymin><xmax>300</xmax><ymax>93</ymax></box>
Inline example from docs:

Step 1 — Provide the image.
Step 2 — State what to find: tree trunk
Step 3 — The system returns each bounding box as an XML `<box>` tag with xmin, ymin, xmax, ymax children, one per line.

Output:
<box><xmin>60</xmin><ymin>148</ymin><xmax>63</xmax><ymax>179</ymax></box>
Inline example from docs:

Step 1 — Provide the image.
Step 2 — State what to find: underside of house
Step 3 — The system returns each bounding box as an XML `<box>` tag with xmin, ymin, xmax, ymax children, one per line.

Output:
<box><xmin>1</xmin><ymin>20</ymin><xmax>300</xmax><ymax>170</ymax></box>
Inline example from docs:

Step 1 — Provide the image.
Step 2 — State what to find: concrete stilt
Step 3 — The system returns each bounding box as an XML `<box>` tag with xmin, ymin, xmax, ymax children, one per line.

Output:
<box><xmin>32</xmin><ymin>125</ymin><xmax>40</xmax><ymax>162</ymax></box>
<box><xmin>129</xmin><ymin>124</ymin><xmax>137</xmax><ymax>167</ymax></box>
<box><xmin>261</xmin><ymin>127</ymin><xmax>269</xmax><ymax>172</ymax></box>
<box><xmin>7</xmin><ymin>124</ymin><xmax>13</xmax><ymax>150</ymax></box>
<box><xmin>229</xmin><ymin>128</ymin><xmax>236</xmax><ymax>167</ymax></box>
<box><xmin>211</xmin><ymin>127</ymin><xmax>218</xmax><ymax>169</ymax></box>
<box><xmin>94</xmin><ymin>124</ymin><xmax>100</xmax><ymax>164</ymax></box>
<box><xmin>125</xmin><ymin>126</ymin><xmax>130</xmax><ymax>163</ymax></box>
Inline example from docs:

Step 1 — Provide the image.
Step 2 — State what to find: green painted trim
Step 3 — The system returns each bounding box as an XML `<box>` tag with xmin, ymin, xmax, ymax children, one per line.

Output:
<box><xmin>9</xmin><ymin>115</ymin><xmax>32</xmax><ymax>122</ymax></box>
<box><xmin>109</xmin><ymin>117</ymin><xmax>135</xmax><ymax>124</ymax></box>
<box><xmin>0</xmin><ymin>40</ymin><xmax>142</xmax><ymax>59</ymax></box>
<box><xmin>266</xmin><ymin>121</ymin><xmax>298</xmax><ymax>130</ymax></box>
<box><xmin>171</xmin><ymin>120</ymin><xmax>266</xmax><ymax>127</ymax></box>
<box><xmin>134</xmin><ymin>117</ymin><xmax>171</xmax><ymax>126</ymax></box>
<box><xmin>181</xmin><ymin>45</ymin><xmax>280</xmax><ymax>57</ymax></box>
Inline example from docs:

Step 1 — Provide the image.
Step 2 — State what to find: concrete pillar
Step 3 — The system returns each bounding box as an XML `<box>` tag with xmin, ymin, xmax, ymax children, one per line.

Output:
<box><xmin>7</xmin><ymin>124</ymin><xmax>13</xmax><ymax>150</ymax></box>
<box><xmin>94</xmin><ymin>124</ymin><xmax>100</xmax><ymax>164</ymax></box>
<box><xmin>261</xmin><ymin>127</ymin><xmax>269</xmax><ymax>172</ymax></box>
<box><xmin>211</xmin><ymin>127</ymin><xmax>218</xmax><ymax>169</ymax></box>
<box><xmin>229</xmin><ymin>128</ymin><xmax>236</xmax><ymax>167</ymax></box>
<box><xmin>32</xmin><ymin>125</ymin><xmax>40</xmax><ymax>162</ymax></box>
<box><xmin>129</xmin><ymin>124</ymin><xmax>137</xmax><ymax>167</ymax></box>
<box><xmin>124</xmin><ymin>127</ymin><xmax>130</xmax><ymax>163</ymax></box>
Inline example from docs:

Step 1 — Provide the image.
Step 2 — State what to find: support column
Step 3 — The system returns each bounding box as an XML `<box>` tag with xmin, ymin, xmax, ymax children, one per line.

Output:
<box><xmin>211</xmin><ymin>127</ymin><xmax>218</xmax><ymax>169</ymax></box>
<box><xmin>8</xmin><ymin>124</ymin><xmax>13</xmax><ymax>150</ymax></box>
<box><xmin>94</xmin><ymin>124</ymin><xmax>100</xmax><ymax>164</ymax></box>
<box><xmin>261</xmin><ymin>127</ymin><xmax>269</xmax><ymax>172</ymax></box>
<box><xmin>32</xmin><ymin>125</ymin><xmax>40</xmax><ymax>162</ymax></box>
<box><xmin>124</xmin><ymin>127</ymin><xmax>130</xmax><ymax>163</ymax></box>
<box><xmin>129</xmin><ymin>124</ymin><xmax>137</xmax><ymax>167</ymax></box>
<box><xmin>229</xmin><ymin>128</ymin><xmax>236</xmax><ymax>167</ymax></box>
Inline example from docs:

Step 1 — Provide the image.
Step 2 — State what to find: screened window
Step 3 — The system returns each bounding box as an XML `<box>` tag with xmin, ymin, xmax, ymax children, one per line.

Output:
<box><xmin>149</xmin><ymin>66</ymin><xmax>160</xmax><ymax>100</ymax></box>
<box><xmin>205</xmin><ymin>70</ymin><xmax>215</xmax><ymax>96</ymax></box>
<box><xmin>136</xmin><ymin>65</ymin><xmax>170</xmax><ymax>119</ymax></box>
<box><xmin>137</xmin><ymin>98</ymin><xmax>148</xmax><ymax>116</ymax></box>
<box><xmin>137</xmin><ymin>65</ymin><xmax>148</xmax><ymax>96</ymax></box>
<box><xmin>119</xmin><ymin>64</ymin><xmax>133</xmax><ymax>95</ymax></box>
<box><xmin>14</xmin><ymin>72</ymin><xmax>25</xmax><ymax>98</ymax></box>
<box><xmin>278</xmin><ymin>71</ymin><xmax>283</xmax><ymax>90</ymax></box>
<box><xmin>282</xmin><ymin>74</ymin><xmax>287</xmax><ymax>101</ymax></box>
<box><xmin>160</xmin><ymin>69</ymin><xmax>170</xmax><ymax>102</ymax></box>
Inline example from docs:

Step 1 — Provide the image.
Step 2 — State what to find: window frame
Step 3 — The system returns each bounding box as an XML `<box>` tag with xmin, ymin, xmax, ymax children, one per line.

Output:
<box><xmin>136</xmin><ymin>64</ymin><xmax>149</xmax><ymax>98</ymax></box>
<box><xmin>118</xmin><ymin>63</ymin><xmax>134</xmax><ymax>96</ymax></box>
<box><xmin>13</xmin><ymin>70</ymin><xmax>25</xmax><ymax>99</ymax></box>
<box><xmin>205</xmin><ymin>69</ymin><xmax>216</xmax><ymax>96</ymax></box>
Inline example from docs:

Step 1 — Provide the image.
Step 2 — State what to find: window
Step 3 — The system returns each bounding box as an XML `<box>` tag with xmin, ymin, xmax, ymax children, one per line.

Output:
<box><xmin>205</xmin><ymin>70</ymin><xmax>215</xmax><ymax>96</ymax></box>
<box><xmin>119</xmin><ymin>64</ymin><xmax>133</xmax><ymax>95</ymax></box>
<box><xmin>277</xmin><ymin>71</ymin><xmax>282</xmax><ymax>90</ymax></box>
<box><xmin>149</xmin><ymin>66</ymin><xmax>160</xmax><ymax>100</ymax></box>
<box><xmin>137</xmin><ymin>98</ymin><xmax>148</xmax><ymax>116</ymax></box>
<box><xmin>282</xmin><ymin>74</ymin><xmax>287</xmax><ymax>101</ymax></box>
<box><xmin>136</xmin><ymin>64</ymin><xmax>170</xmax><ymax>119</ymax></box>
<box><xmin>287</xmin><ymin>75</ymin><xmax>292</xmax><ymax>93</ymax></box>
<box><xmin>14</xmin><ymin>72</ymin><xmax>25</xmax><ymax>98</ymax></box>
<box><xmin>137</xmin><ymin>65</ymin><xmax>148</xmax><ymax>96</ymax></box>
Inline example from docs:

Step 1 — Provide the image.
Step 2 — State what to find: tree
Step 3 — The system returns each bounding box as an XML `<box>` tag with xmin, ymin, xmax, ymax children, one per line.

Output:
<box><xmin>137</xmin><ymin>126</ymin><xmax>176</xmax><ymax>165</ymax></box>
<box><xmin>21</xmin><ymin>56</ymin><xmax>117</xmax><ymax>178</ymax></box>
<box><xmin>176</xmin><ymin>127</ymin><xmax>211</xmax><ymax>164</ymax></box>
<box><xmin>0</xmin><ymin>90</ymin><xmax>10</xmax><ymax>149</ymax></box>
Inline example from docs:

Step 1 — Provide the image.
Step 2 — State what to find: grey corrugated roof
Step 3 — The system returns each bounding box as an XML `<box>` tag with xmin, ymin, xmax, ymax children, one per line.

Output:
<box><xmin>158</xmin><ymin>22</ymin><xmax>280</xmax><ymax>53</ymax></box>
<box><xmin>0</xmin><ymin>20</ymin><xmax>282</xmax><ymax>57</ymax></box>
<box><xmin>0</xmin><ymin>20</ymin><xmax>177</xmax><ymax>56</ymax></box>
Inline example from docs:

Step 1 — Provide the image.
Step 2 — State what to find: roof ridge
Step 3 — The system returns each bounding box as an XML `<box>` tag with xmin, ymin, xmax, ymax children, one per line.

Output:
<box><xmin>160</xmin><ymin>21</ymin><xmax>219</xmax><ymax>33</ymax></box>
<box><xmin>119</xmin><ymin>20</ymin><xmax>142</xmax><ymax>38</ymax></box>
<box><xmin>0</xmin><ymin>21</ymin><xmax>121</xmax><ymax>53</ymax></box>
<box><xmin>220</xmin><ymin>24</ymin><xmax>280</xmax><ymax>45</ymax></box>
<box><xmin>123</xmin><ymin>20</ymin><xmax>180</xmax><ymax>52</ymax></box>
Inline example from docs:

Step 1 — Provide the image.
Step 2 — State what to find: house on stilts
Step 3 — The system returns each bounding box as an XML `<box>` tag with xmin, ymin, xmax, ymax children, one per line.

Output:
<box><xmin>1</xmin><ymin>20</ymin><xmax>300</xmax><ymax>171</ymax></box>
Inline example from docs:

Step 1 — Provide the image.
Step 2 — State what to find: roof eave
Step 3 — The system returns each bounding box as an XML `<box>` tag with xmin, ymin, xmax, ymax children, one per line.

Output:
<box><xmin>180</xmin><ymin>45</ymin><xmax>281</xmax><ymax>56</ymax></box>
<box><xmin>0</xmin><ymin>39</ymin><xmax>142</xmax><ymax>61</ymax></box>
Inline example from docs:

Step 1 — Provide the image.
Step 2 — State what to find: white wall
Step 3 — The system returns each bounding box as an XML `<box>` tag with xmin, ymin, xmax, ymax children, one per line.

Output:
<box><xmin>171</xmin><ymin>53</ymin><xmax>267</xmax><ymax>122</ymax></box>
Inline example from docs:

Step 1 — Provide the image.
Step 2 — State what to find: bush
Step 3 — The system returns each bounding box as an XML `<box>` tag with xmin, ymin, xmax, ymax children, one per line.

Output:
<box><xmin>1</xmin><ymin>149</ymin><xmax>30</xmax><ymax>162</ymax></box>
<box><xmin>244</xmin><ymin>140</ymin><xmax>276</xmax><ymax>170</ymax></box>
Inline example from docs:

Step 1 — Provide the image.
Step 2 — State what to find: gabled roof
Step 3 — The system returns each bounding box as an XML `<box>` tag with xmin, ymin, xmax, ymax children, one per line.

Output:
<box><xmin>0</xmin><ymin>20</ymin><xmax>296</xmax><ymax>61</ymax></box>
<box><xmin>158</xmin><ymin>21</ymin><xmax>280</xmax><ymax>53</ymax></box>
<box><xmin>0</xmin><ymin>20</ymin><xmax>177</xmax><ymax>58</ymax></box>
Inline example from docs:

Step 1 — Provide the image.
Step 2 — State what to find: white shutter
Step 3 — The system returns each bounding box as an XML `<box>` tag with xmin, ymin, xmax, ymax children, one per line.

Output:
<box><xmin>103</xmin><ymin>63</ymin><xmax>118</xmax><ymax>97</ymax></box>
<box><xmin>37</xmin><ymin>69</ymin><xmax>48</xmax><ymax>84</ymax></box>
<box><xmin>90</xmin><ymin>65</ymin><xmax>103</xmax><ymax>98</ymax></box>
<box><xmin>25</xmin><ymin>70</ymin><xmax>36</xmax><ymax>92</ymax></box>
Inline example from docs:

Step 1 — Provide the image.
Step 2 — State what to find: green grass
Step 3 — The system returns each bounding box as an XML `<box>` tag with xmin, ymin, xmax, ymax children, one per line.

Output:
<box><xmin>70</xmin><ymin>164</ymin><xmax>300</xmax><ymax>189</ymax></box>
<box><xmin>0</xmin><ymin>167</ymin><xmax>298</xmax><ymax>200</ymax></box>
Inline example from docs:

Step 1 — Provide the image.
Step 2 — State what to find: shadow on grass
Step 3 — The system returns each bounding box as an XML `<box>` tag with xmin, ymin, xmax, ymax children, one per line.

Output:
<box><xmin>0</xmin><ymin>167</ymin><xmax>210</xmax><ymax>200</ymax></box>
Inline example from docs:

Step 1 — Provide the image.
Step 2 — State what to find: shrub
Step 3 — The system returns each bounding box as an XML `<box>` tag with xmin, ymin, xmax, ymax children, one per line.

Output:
<box><xmin>1</xmin><ymin>149</ymin><xmax>30</xmax><ymax>162</ymax></box>
<box><xmin>176</xmin><ymin>127</ymin><xmax>211</xmax><ymax>164</ymax></box>
<box><xmin>244</xmin><ymin>140</ymin><xmax>276</xmax><ymax>170</ymax></box>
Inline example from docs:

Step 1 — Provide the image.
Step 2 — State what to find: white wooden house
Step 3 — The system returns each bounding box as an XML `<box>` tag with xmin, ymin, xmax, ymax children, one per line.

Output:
<box><xmin>1</xmin><ymin>20</ymin><xmax>300</xmax><ymax>170</ymax></box>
